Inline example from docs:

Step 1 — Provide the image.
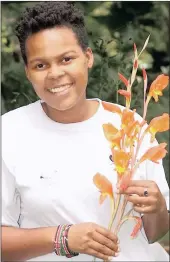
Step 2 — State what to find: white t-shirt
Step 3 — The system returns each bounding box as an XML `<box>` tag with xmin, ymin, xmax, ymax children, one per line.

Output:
<box><xmin>2</xmin><ymin>98</ymin><xmax>169</xmax><ymax>261</ymax></box>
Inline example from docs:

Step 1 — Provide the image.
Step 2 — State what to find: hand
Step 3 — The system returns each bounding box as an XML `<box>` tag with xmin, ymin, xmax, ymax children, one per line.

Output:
<box><xmin>67</xmin><ymin>222</ymin><xmax>120</xmax><ymax>261</ymax></box>
<box><xmin>118</xmin><ymin>180</ymin><xmax>166</xmax><ymax>214</ymax></box>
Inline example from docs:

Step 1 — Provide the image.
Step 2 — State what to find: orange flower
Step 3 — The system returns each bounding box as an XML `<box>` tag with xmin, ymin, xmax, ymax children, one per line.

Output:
<box><xmin>119</xmin><ymin>169</ymin><xmax>132</xmax><ymax>191</ymax></box>
<box><xmin>133</xmin><ymin>59</ymin><xmax>138</xmax><ymax>69</ymax></box>
<box><xmin>121</xmin><ymin>109</ymin><xmax>135</xmax><ymax>129</ymax></box>
<box><xmin>146</xmin><ymin>113</ymin><xmax>169</xmax><ymax>142</ymax></box>
<box><xmin>110</xmin><ymin>132</ymin><xmax>122</xmax><ymax>149</ymax></box>
<box><xmin>139</xmin><ymin>143</ymin><xmax>167</xmax><ymax>164</ymax></box>
<box><xmin>124</xmin><ymin>120</ymin><xmax>140</xmax><ymax>147</ymax></box>
<box><xmin>103</xmin><ymin>124</ymin><xmax>122</xmax><ymax>149</ymax></box>
<box><xmin>130</xmin><ymin>217</ymin><xmax>142</xmax><ymax>239</ymax></box>
<box><xmin>148</xmin><ymin>74</ymin><xmax>169</xmax><ymax>102</ymax></box>
<box><xmin>112</xmin><ymin>149</ymin><xmax>131</xmax><ymax>175</ymax></box>
<box><xmin>118</xmin><ymin>90</ymin><xmax>131</xmax><ymax>108</ymax></box>
<box><xmin>102</xmin><ymin>101</ymin><xmax>122</xmax><ymax>116</ymax></box>
<box><xmin>103</xmin><ymin>123</ymin><xmax>119</xmax><ymax>141</ymax></box>
<box><xmin>124</xmin><ymin>120</ymin><xmax>140</xmax><ymax>137</ymax></box>
<box><xmin>118</xmin><ymin>73</ymin><xmax>129</xmax><ymax>88</ymax></box>
<box><xmin>93</xmin><ymin>173</ymin><xmax>114</xmax><ymax>204</ymax></box>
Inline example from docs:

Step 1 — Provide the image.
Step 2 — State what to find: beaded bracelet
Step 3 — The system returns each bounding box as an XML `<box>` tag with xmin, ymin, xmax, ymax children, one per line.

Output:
<box><xmin>54</xmin><ymin>224</ymin><xmax>79</xmax><ymax>258</ymax></box>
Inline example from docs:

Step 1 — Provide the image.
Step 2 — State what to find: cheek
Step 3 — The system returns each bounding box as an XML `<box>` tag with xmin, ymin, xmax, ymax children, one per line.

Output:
<box><xmin>71</xmin><ymin>61</ymin><xmax>88</xmax><ymax>87</ymax></box>
<box><xmin>29</xmin><ymin>73</ymin><xmax>46</xmax><ymax>91</ymax></box>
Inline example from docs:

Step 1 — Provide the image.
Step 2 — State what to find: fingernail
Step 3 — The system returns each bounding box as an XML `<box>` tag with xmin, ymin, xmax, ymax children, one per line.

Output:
<box><xmin>115</xmin><ymin>252</ymin><xmax>120</xmax><ymax>257</ymax></box>
<box><xmin>108</xmin><ymin>256</ymin><xmax>112</xmax><ymax>261</ymax></box>
<box><xmin>117</xmin><ymin>239</ymin><xmax>120</xmax><ymax>244</ymax></box>
<box><xmin>117</xmin><ymin>246</ymin><xmax>121</xmax><ymax>252</ymax></box>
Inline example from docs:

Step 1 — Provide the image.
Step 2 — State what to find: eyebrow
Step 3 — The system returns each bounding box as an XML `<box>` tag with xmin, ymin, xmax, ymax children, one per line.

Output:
<box><xmin>29</xmin><ymin>50</ymin><xmax>77</xmax><ymax>64</ymax></box>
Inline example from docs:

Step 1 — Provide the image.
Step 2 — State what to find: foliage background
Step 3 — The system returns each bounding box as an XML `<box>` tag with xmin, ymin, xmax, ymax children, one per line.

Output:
<box><xmin>1</xmin><ymin>1</ymin><xmax>169</xmax><ymax>246</ymax></box>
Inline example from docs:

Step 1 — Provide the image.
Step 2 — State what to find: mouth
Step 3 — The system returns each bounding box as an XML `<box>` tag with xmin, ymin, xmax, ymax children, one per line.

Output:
<box><xmin>48</xmin><ymin>83</ymin><xmax>73</xmax><ymax>95</ymax></box>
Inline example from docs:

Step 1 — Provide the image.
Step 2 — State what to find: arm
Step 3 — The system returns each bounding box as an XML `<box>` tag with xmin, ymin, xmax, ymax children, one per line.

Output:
<box><xmin>142</xmin><ymin>197</ymin><xmax>169</xmax><ymax>243</ymax></box>
<box><xmin>2</xmin><ymin>226</ymin><xmax>57</xmax><ymax>261</ymax></box>
<box><xmin>2</xmin><ymin>223</ymin><xmax>119</xmax><ymax>262</ymax></box>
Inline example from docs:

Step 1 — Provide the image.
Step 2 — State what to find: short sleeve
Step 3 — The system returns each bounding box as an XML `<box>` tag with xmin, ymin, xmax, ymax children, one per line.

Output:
<box><xmin>2</xmin><ymin>159</ymin><xmax>21</xmax><ymax>227</ymax></box>
<box><xmin>145</xmin><ymin>159</ymin><xmax>169</xmax><ymax>211</ymax></box>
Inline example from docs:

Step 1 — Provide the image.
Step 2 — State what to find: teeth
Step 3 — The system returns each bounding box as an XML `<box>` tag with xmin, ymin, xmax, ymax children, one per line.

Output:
<box><xmin>49</xmin><ymin>84</ymin><xmax>72</xmax><ymax>93</ymax></box>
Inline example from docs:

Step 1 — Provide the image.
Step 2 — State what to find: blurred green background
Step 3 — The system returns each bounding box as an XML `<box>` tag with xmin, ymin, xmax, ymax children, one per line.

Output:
<box><xmin>1</xmin><ymin>1</ymin><xmax>169</xmax><ymax>249</ymax></box>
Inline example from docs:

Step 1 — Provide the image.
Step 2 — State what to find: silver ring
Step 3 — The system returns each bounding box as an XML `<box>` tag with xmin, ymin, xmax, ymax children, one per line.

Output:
<box><xmin>143</xmin><ymin>188</ymin><xmax>149</xmax><ymax>197</ymax></box>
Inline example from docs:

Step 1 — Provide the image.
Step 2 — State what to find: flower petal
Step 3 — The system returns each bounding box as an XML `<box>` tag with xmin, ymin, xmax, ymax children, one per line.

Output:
<box><xmin>148</xmin><ymin>74</ymin><xmax>169</xmax><ymax>102</ymax></box>
<box><xmin>102</xmin><ymin>101</ymin><xmax>122</xmax><ymax>116</ymax></box>
<box><xmin>118</xmin><ymin>73</ymin><xmax>129</xmax><ymax>88</ymax></box>
<box><xmin>118</xmin><ymin>90</ymin><xmax>131</xmax><ymax>98</ymax></box>
<box><xmin>130</xmin><ymin>217</ymin><xmax>142</xmax><ymax>239</ymax></box>
<box><xmin>146</xmin><ymin>113</ymin><xmax>170</xmax><ymax>142</ymax></box>
<box><xmin>93</xmin><ymin>173</ymin><xmax>113</xmax><ymax>199</ymax></box>
<box><xmin>103</xmin><ymin>123</ymin><xmax>119</xmax><ymax>141</ymax></box>
<box><xmin>139</xmin><ymin>143</ymin><xmax>167</xmax><ymax>164</ymax></box>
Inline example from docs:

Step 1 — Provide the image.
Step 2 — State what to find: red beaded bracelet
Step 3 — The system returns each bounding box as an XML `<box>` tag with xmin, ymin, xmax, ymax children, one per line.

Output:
<box><xmin>54</xmin><ymin>224</ymin><xmax>79</xmax><ymax>258</ymax></box>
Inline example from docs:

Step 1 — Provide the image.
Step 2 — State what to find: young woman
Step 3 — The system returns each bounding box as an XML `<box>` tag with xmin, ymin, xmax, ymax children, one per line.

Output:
<box><xmin>2</xmin><ymin>2</ymin><xmax>169</xmax><ymax>261</ymax></box>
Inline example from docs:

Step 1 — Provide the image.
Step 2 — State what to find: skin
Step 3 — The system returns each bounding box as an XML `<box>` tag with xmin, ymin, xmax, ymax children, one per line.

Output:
<box><xmin>25</xmin><ymin>26</ymin><xmax>99</xmax><ymax>124</ymax></box>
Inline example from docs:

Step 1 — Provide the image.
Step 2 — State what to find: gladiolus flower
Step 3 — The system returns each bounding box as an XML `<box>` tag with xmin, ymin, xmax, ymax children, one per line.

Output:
<box><xmin>139</xmin><ymin>143</ymin><xmax>167</xmax><ymax>164</ymax></box>
<box><xmin>146</xmin><ymin>113</ymin><xmax>169</xmax><ymax>142</ymax></box>
<box><xmin>121</xmin><ymin>109</ymin><xmax>135</xmax><ymax>129</ymax></box>
<box><xmin>118</xmin><ymin>73</ymin><xmax>129</xmax><ymax>88</ymax></box>
<box><xmin>142</xmin><ymin>68</ymin><xmax>147</xmax><ymax>81</ymax></box>
<box><xmin>118</xmin><ymin>90</ymin><xmax>131</xmax><ymax>108</ymax></box>
<box><xmin>102</xmin><ymin>101</ymin><xmax>122</xmax><ymax>116</ymax></box>
<box><xmin>93</xmin><ymin>173</ymin><xmax>114</xmax><ymax>204</ymax></box>
<box><xmin>130</xmin><ymin>217</ymin><xmax>142</xmax><ymax>239</ymax></box>
<box><xmin>133</xmin><ymin>59</ymin><xmax>138</xmax><ymax>69</ymax></box>
<box><xmin>148</xmin><ymin>74</ymin><xmax>169</xmax><ymax>102</ymax></box>
<box><xmin>119</xmin><ymin>169</ymin><xmax>132</xmax><ymax>191</ymax></box>
<box><xmin>112</xmin><ymin>149</ymin><xmax>131</xmax><ymax>175</ymax></box>
<box><xmin>103</xmin><ymin>123</ymin><xmax>119</xmax><ymax>141</ymax></box>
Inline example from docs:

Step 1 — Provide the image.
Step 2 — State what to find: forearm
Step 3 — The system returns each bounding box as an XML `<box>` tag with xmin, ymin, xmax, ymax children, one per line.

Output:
<box><xmin>2</xmin><ymin>226</ymin><xmax>57</xmax><ymax>261</ymax></box>
<box><xmin>142</xmin><ymin>199</ymin><xmax>169</xmax><ymax>243</ymax></box>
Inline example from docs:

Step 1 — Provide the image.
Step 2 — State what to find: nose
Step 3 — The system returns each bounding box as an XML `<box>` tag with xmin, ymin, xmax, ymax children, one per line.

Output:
<box><xmin>47</xmin><ymin>63</ymin><xmax>65</xmax><ymax>79</ymax></box>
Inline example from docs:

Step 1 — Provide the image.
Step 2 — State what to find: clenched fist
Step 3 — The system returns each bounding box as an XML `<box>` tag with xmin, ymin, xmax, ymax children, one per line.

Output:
<box><xmin>67</xmin><ymin>222</ymin><xmax>120</xmax><ymax>261</ymax></box>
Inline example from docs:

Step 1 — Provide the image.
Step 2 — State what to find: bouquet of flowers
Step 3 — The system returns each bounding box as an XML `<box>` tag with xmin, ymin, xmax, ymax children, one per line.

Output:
<box><xmin>93</xmin><ymin>36</ymin><xmax>169</xmax><ymax>240</ymax></box>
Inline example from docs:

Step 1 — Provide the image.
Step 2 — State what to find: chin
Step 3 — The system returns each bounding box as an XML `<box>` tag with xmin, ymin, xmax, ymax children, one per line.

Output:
<box><xmin>47</xmin><ymin>97</ymin><xmax>79</xmax><ymax>112</ymax></box>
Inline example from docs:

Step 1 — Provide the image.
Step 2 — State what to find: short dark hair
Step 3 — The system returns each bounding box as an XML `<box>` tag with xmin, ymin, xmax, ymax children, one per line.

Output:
<box><xmin>15</xmin><ymin>1</ymin><xmax>89</xmax><ymax>64</ymax></box>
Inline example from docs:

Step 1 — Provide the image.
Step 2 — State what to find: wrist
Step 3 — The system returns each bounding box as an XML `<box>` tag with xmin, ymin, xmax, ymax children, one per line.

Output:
<box><xmin>53</xmin><ymin>225</ymin><xmax>79</xmax><ymax>258</ymax></box>
<box><xmin>159</xmin><ymin>196</ymin><xmax>167</xmax><ymax>214</ymax></box>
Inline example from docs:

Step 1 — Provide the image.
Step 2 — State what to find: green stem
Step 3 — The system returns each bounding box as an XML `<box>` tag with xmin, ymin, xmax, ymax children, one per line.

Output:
<box><xmin>109</xmin><ymin>194</ymin><xmax>121</xmax><ymax>230</ymax></box>
<box><xmin>108</xmin><ymin>199</ymin><xmax>115</xmax><ymax>230</ymax></box>
<box><xmin>114</xmin><ymin>195</ymin><xmax>128</xmax><ymax>235</ymax></box>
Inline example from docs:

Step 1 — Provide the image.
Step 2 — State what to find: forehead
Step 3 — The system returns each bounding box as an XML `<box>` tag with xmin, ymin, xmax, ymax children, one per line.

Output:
<box><xmin>25</xmin><ymin>27</ymin><xmax>82</xmax><ymax>59</ymax></box>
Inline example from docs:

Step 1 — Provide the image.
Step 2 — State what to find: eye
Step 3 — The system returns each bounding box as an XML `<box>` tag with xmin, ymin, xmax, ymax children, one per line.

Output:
<box><xmin>36</xmin><ymin>63</ymin><xmax>46</xmax><ymax>70</ymax></box>
<box><xmin>62</xmin><ymin>57</ymin><xmax>73</xmax><ymax>63</ymax></box>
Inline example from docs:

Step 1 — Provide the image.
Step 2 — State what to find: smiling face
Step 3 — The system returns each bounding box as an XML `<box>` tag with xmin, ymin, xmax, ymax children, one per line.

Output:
<box><xmin>25</xmin><ymin>26</ymin><xmax>93</xmax><ymax>111</ymax></box>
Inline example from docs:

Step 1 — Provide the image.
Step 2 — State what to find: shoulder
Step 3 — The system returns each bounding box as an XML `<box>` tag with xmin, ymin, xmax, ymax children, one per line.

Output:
<box><xmin>2</xmin><ymin>101</ymin><xmax>40</xmax><ymax>150</ymax></box>
<box><xmin>2</xmin><ymin>100</ymin><xmax>40</xmax><ymax>131</ymax></box>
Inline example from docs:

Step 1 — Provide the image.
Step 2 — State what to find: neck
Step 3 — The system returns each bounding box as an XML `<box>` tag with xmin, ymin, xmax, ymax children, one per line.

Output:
<box><xmin>42</xmin><ymin>98</ymin><xmax>99</xmax><ymax>124</ymax></box>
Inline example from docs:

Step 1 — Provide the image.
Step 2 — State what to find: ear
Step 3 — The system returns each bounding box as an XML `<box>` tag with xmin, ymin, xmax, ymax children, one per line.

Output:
<box><xmin>85</xmin><ymin>47</ymin><xmax>94</xmax><ymax>69</ymax></box>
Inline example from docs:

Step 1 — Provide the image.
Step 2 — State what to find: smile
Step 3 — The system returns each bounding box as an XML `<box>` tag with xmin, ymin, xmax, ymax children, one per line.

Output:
<box><xmin>48</xmin><ymin>83</ymin><xmax>73</xmax><ymax>94</ymax></box>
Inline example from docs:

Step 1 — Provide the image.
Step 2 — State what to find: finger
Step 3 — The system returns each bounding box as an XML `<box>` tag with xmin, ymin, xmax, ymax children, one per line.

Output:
<box><xmin>90</xmin><ymin>240</ymin><xmax>116</xmax><ymax>257</ymax></box>
<box><xmin>134</xmin><ymin>205</ymin><xmax>155</xmax><ymax>214</ymax></box>
<box><xmin>121</xmin><ymin>186</ymin><xmax>147</xmax><ymax>196</ymax></box>
<box><xmin>96</xmin><ymin>226</ymin><xmax>118</xmax><ymax>243</ymax></box>
<box><xmin>87</xmin><ymin>248</ymin><xmax>112</xmax><ymax>261</ymax></box>
<box><xmin>92</xmin><ymin>231</ymin><xmax>119</xmax><ymax>252</ymax></box>
<box><xmin>127</xmin><ymin>195</ymin><xmax>155</xmax><ymax>206</ymax></box>
<box><xmin>123</xmin><ymin>180</ymin><xmax>154</xmax><ymax>188</ymax></box>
